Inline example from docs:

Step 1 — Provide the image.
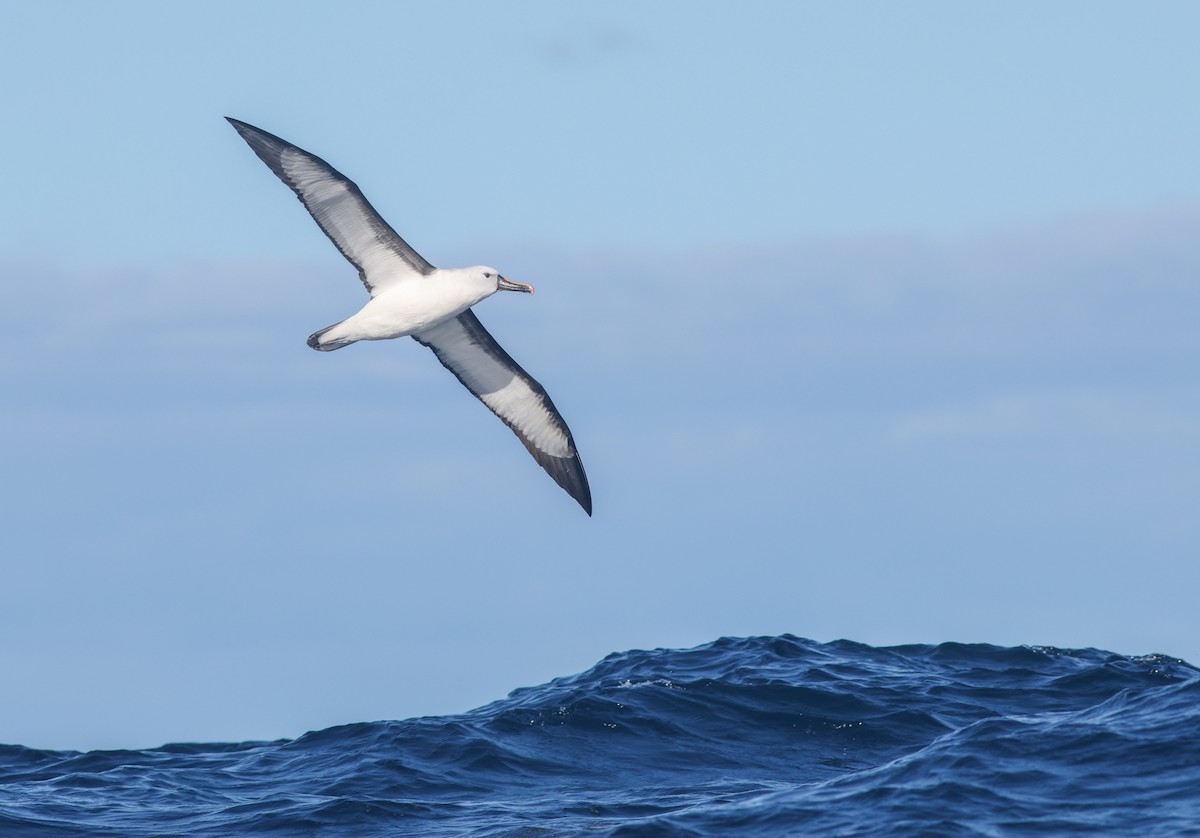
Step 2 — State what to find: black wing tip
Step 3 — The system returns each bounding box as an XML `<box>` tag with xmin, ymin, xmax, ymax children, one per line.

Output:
<box><xmin>225</xmin><ymin>117</ymin><xmax>271</xmax><ymax>152</ymax></box>
<box><xmin>225</xmin><ymin>116</ymin><xmax>254</xmax><ymax>135</ymax></box>
<box><xmin>571</xmin><ymin>479</ymin><xmax>593</xmax><ymax>516</ymax></box>
<box><xmin>575</xmin><ymin>468</ymin><xmax>593</xmax><ymax>516</ymax></box>
<box><xmin>547</xmin><ymin>452</ymin><xmax>592</xmax><ymax>516</ymax></box>
<box><xmin>224</xmin><ymin>117</ymin><xmax>291</xmax><ymax>155</ymax></box>
<box><xmin>225</xmin><ymin>117</ymin><xmax>312</xmax><ymax>189</ymax></box>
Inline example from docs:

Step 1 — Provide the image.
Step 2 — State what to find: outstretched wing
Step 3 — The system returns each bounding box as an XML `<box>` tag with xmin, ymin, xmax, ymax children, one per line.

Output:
<box><xmin>414</xmin><ymin>311</ymin><xmax>592</xmax><ymax>515</ymax></box>
<box><xmin>227</xmin><ymin>117</ymin><xmax>434</xmax><ymax>295</ymax></box>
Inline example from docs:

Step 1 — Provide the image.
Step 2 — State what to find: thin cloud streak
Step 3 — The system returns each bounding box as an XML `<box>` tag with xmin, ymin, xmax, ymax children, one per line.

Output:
<box><xmin>888</xmin><ymin>390</ymin><xmax>1200</xmax><ymax>446</ymax></box>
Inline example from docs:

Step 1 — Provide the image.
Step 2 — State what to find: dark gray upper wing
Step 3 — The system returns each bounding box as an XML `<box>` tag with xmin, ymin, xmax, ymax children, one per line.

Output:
<box><xmin>227</xmin><ymin>117</ymin><xmax>434</xmax><ymax>295</ymax></box>
<box><xmin>413</xmin><ymin>310</ymin><xmax>592</xmax><ymax>515</ymax></box>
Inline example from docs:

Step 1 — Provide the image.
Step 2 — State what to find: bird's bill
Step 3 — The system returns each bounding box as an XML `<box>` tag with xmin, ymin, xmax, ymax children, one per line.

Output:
<box><xmin>497</xmin><ymin>276</ymin><xmax>535</xmax><ymax>294</ymax></box>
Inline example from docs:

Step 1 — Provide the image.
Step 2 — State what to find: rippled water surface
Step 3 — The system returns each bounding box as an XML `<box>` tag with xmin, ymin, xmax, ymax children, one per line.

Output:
<box><xmin>3</xmin><ymin>635</ymin><xmax>1198</xmax><ymax>836</ymax></box>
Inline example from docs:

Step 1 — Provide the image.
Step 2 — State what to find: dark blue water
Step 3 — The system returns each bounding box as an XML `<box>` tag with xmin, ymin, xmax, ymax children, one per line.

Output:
<box><xmin>2</xmin><ymin>635</ymin><xmax>1198</xmax><ymax>836</ymax></box>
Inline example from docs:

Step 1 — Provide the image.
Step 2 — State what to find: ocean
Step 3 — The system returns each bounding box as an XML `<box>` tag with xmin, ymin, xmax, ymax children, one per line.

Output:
<box><xmin>1</xmin><ymin>635</ymin><xmax>1197</xmax><ymax>836</ymax></box>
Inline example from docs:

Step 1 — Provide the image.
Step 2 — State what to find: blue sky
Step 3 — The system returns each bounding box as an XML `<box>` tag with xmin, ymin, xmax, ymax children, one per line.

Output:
<box><xmin>2</xmin><ymin>2</ymin><xmax>1199</xmax><ymax>750</ymax></box>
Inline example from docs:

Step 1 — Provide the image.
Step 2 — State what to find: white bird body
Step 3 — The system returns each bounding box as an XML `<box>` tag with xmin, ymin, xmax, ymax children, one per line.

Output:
<box><xmin>314</xmin><ymin>267</ymin><xmax>503</xmax><ymax>347</ymax></box>
<box><xmin>227</xmin><ymin>118</ymin><xmax>591</xmax><ymax>514</ymax></box>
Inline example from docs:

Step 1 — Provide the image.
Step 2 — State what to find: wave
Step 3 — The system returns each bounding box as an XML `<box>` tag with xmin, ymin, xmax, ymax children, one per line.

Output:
<box><xmin>1</xmin><ymin>635</ymin><xmax>1197</xmax><ymax>836</ymax></box>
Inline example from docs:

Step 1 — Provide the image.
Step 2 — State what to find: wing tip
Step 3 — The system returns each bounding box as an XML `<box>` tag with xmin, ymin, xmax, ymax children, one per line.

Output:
<box><xmin>225</xmin><ymin>115</ymin><xmax>251</xmax><ymax>134</ymax></box>
<box><xmin>224</xmin><ymin>117</ymin><xmax>287</xmax><ymax>156</ymax></box>
<box><xmin>553</xmin><ymin>454</ymin><xmax>592</xmax><ymax>517</ymax></box>
<box><xmin>576</xmin><ymin>471</ymin><xmax>593</xmax><ymax>516</ymax></box>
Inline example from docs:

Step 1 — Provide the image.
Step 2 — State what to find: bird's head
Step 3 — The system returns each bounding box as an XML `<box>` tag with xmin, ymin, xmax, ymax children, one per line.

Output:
<box><xmin>479</xmin><ymin>267</ymin><xmax>534</xmax><ymax>294</ymax></box>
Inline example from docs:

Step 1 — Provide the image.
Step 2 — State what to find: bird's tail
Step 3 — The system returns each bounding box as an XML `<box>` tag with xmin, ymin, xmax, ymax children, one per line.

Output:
<box><xmin>307</xmin><ymin>323</ymin><xmax>358</xmax><ymax>351</ymax></box>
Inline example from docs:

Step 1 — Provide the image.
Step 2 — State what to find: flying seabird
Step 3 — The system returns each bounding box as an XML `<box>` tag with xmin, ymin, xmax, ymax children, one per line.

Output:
<box><xmin>226</xmin><ymin>118</ymin><xmax>592</xmax><ymax>515</ymax></box>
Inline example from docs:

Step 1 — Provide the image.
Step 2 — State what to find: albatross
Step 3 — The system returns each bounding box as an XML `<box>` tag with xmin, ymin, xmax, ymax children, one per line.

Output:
<box><xmin>226</xmin><ymin>118</ymin><xmax>591</xmax><ymax>515</ymax></box>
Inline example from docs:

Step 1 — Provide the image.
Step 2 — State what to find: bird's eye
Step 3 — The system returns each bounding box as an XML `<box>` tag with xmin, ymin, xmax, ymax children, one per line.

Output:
<box><xmin>484</xmin><ymin>272</ymin><xmax>492</xmax><ymax>279</ymax></box>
